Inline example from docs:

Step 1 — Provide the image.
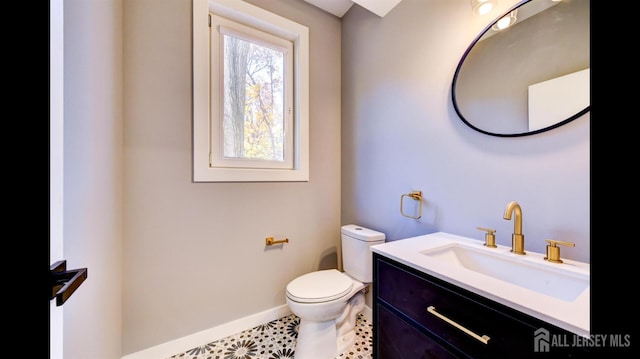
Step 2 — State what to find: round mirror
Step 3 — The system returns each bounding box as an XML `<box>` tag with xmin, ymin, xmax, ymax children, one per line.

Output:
<box><xmin>452</xmin><ymin>0</ymin><xmax>590</xmax><ymax>137</ymax></box>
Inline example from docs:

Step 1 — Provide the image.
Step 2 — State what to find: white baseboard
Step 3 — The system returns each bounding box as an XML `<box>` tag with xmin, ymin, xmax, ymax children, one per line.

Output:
<box><xmin>361</xmin><ymin>304</ymin><xmax>372</xmax><ymax>322</ymax></box>
<box><xmin>121</xmin><ymin>304</ymin><xmax>373</xmax><ymax>359</ymax></box>
<box><xmin>121</xmin><ymin>305</ymin><xmax>292</xmax><ymax>359</ymax></box>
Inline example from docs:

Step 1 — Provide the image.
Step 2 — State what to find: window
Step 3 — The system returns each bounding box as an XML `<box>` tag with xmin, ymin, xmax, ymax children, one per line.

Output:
<box><xmin>211</xmin><ymin>16</ymin><xmax>293</xmax><ymax>170</ymax></box>
<box><xmin>193</xmin><ymin>0</ymin><xmax>309</xmax><ymax>182</ymax></box>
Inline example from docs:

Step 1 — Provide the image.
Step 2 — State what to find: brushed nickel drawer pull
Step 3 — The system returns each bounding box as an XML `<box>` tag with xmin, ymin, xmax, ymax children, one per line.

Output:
<box><xmin>427</xmin><ymin>305</ymin><xmax>490</xmax><ymax>344</ymax></box>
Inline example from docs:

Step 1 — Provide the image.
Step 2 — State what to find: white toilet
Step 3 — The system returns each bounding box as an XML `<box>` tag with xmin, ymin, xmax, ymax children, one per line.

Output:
<box><xmin>286</xmin><ymin>224</ymin><xmax>385</xmax><ymax>359</ymax></box>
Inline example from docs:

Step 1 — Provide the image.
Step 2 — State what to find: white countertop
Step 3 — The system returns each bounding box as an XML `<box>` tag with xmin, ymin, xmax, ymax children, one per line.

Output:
<box><xmin>370</xmin><ymin>232</ymin><xmax>590</xmax><ymax>337</ymax></box>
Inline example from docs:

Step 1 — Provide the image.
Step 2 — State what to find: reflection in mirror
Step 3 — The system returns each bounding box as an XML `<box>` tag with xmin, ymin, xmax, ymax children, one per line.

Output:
<box><xmin>452</xmin><ymin>0</ymin><xmax>590</xmax><ymax>137</ymax></box>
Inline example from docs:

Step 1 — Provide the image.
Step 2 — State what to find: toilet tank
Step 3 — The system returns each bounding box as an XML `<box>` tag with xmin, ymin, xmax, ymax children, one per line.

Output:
<box><xmin>341</xmin><ymin>224</ymin><xmax>386</xmax><ymax>282</ymax></box>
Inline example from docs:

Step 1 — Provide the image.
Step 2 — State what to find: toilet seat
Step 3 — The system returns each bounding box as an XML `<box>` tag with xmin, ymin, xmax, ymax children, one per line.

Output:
<box><xmin>286</xmin><ymin>269</ymin><xmax>354</xmax><ymax>303</ymax></box>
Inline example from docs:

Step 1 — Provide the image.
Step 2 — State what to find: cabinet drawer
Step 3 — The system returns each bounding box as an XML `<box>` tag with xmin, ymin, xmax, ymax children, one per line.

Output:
<box><xmin>376</xmin><ymin>303</ymin><xmax>459</xmax><ymax>359</ymax></box>
<box><xmin>376</xmin><ymin>257</ymin><xmax>536</xmax><ymax>358</ymax></box>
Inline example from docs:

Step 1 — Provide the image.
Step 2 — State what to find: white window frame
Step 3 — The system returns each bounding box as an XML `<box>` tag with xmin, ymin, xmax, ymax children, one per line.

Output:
<box><xmin>193</xmin><ymin>0</ymin><xmax>309</xmax><ymax>182</ymax></box>
<box><xmin>211</xmin><ymin>17</ymin><xmax>294</xmax><ymax>170</ymax></box>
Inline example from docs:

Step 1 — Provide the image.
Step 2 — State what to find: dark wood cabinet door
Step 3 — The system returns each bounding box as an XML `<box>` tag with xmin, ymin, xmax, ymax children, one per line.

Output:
<box><xmin>376</xmin><ymin>304</ymin><xmax>460</xmax><ymax>359</ymax></box>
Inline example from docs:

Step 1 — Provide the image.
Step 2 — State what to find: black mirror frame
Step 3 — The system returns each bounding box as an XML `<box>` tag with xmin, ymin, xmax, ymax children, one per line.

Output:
<box><xmin>451</xmin><ymin>0</ymin><xmax>590</xmax><ymax>137</ymax></box>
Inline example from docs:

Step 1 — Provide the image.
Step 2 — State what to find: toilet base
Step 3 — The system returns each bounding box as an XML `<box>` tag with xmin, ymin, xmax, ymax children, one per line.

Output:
<box><xmin>295</xmin><ymin>319</ymin><xmax>338</xmax><ymax>359</ymax></box>
<box><xmin>293</xmin><ymin>290</ymin><xmax>366</xmax><ymax>359</ymax></box>
<box><xmin>336</xmin><ymin>291</ymin><xmax>365</xmax><ymax>354</ymax></box>
<box><xmin>336</xmin><ymin>330</ymin><xmax>357</xmax><ymax>355</ymax></box>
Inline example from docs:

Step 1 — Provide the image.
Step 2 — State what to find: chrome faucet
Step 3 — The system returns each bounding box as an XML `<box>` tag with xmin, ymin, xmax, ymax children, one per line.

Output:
<box><xmin>503</xmin><ymin>201</ymin><xmax>525</xmax><ymax>255</ymax></box>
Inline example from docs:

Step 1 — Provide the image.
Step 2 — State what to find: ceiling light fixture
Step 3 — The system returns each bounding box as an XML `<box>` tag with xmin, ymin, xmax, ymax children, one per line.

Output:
<box><xmin>471</xmin><ymin>0</ymin><xmax>497</xmax><ymax>16</ymax></box>
<box><xmin>492</xmin><ymin>9</ymin><xmax>518</xmax><ymax>31</ymax></box>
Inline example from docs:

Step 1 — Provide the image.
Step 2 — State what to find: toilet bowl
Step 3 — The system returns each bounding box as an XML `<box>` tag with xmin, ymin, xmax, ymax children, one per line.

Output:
<box><xmin>285</xmin><ymin>225</ymin><xmax>385</xmax><ymax>359</ymax></box>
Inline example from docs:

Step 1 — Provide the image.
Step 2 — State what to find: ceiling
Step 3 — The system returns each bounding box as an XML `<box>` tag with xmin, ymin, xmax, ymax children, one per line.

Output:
<box><xmin>303</xmin><ymin>0</ymin><xmax>403</xmax><ymax>18</ymax></box>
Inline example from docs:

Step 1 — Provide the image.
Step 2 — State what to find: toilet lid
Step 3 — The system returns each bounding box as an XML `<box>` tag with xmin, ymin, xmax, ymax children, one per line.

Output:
<box><xmin>286</xmin><ymin>269</ymin><xmax>353</xmax><ymax>303</ymax></box>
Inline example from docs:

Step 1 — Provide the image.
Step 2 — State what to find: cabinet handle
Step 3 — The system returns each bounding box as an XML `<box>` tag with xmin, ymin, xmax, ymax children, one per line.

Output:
<box><xmin>427</xmin><ymin>306</ymin><xmax>490</xmax><ymax>344</ymax></box>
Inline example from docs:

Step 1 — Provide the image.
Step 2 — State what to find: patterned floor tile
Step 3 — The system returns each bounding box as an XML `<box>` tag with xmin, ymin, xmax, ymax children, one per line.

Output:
<box><xmin>167</xmin><ymin>313</ymin><xmax>372</xmax><ymax>359</ymax></box>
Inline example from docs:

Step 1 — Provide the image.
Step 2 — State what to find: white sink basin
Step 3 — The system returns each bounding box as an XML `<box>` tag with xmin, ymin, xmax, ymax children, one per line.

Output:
<box><xmin>420</xmin><ymin>243</ymin><xmax>589</xmax><ymax>302</ymax></box>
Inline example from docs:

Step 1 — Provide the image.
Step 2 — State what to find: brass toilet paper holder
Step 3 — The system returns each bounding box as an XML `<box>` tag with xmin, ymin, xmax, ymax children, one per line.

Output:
<box><xmin>266</xmin><ymin>237</ymin><xmax>289</xmax><ymax>245</ymax></box>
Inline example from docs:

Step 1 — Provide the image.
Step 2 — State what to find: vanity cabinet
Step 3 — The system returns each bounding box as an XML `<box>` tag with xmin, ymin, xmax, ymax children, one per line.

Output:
<box><xmin>372</xmin><ymin>253</ymin><xmax>590</xmax><ymax>358</ymax></box>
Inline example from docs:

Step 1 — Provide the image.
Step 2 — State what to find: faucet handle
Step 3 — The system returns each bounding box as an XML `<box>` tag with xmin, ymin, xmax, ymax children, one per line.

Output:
<box><xmin>544</xmin><ymin>239</ymin><xmax>575</xmax><ymax>264</ymax></box>
<box><xmin>477</xmin><ymin>227</ymin><xmax>497</xmax><ymax>248</ymax></box>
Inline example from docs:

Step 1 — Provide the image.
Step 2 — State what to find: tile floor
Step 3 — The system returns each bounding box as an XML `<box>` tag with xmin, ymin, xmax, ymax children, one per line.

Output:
<box><xmin>166</xmin><ymin>313</ymin><xmax>372</xmax><ymax>359</ymax></box>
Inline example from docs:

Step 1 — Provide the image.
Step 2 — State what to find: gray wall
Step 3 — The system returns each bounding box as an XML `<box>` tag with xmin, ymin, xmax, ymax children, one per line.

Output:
<box><xmin>341</xmin><ymin>0</ymin><xmax>589</xmax><ymax>267</ymax></box>
<box><xmin>122</xmin><ymin>0</ymin><xmax>342</xmax><ymax>354</ymax></box>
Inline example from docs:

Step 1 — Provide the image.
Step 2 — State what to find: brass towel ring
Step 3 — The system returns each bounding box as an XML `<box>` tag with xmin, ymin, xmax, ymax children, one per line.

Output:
<box><xmin>400</xmin><ymin>191</ymin><xmax>422</xmax><ymax>219</ymax></box>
